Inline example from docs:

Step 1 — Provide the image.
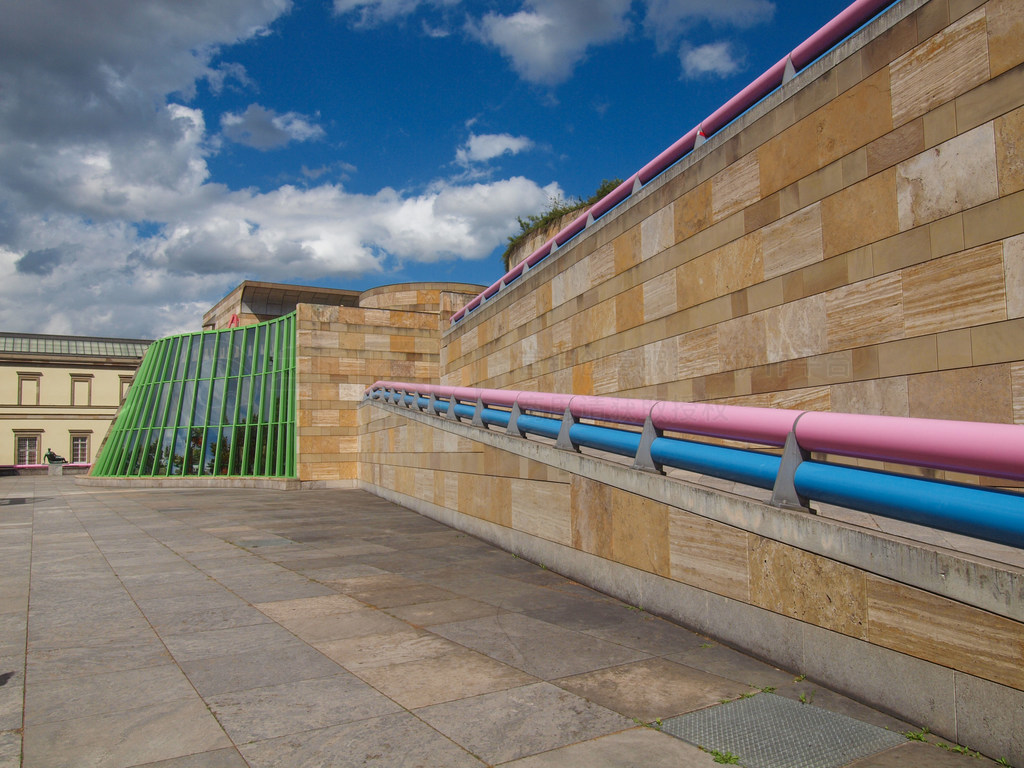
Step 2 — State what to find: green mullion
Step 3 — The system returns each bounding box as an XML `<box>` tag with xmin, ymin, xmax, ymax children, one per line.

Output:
<box><xmin>285</xmin><ymin>314</ymin><xmax>296</xmax><ymax>476</ymax></box>
<box><xmin>274</xmin><ymin>320</ymin><xmax>289</xmax><ymax>477</ymax></box>
<box><xmin>150</xmin><ymin>339</ymin><xmax>180</xmax><ymax>476</ymax></box>
<box><xmin>196</xmin><ymin>334</ymin><xmax>219</xmax><ymax>476</ymax></box>
<box><xmin>125</xmin><ymin>341</ymin><xmax>170</xmax><ymax>475</ymax></box>
<box><xmin>225</xmin><ymin>331</ymin><xmax>242</xmax><ymax>476</ymax></box>
<box><xmin>241</xmin><ymin>327</ymin><xmax>258</xmax><ymax>475</ymax></box>
<box><xmin>95</xmin><ymin>342</ymin><xmax>157</xmax><ymax>474</ymax></box>
<box><xmin>180</xmin><ymin>335</ymin><xmax>201</xmax><ymax>475</ymax></box>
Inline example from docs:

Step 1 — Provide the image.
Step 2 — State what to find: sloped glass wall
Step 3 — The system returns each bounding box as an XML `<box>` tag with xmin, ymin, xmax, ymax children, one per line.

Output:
<box><xmin>92</xmin><ymin>313</ymin><xmax>296</xmax><ymax>478</ymax></box>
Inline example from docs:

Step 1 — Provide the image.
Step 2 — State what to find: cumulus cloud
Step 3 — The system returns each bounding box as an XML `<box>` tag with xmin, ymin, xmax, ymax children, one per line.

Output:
<box><xmin>0</xmin><ymin>0</ymin><xmax>561</xmax><ymax>339</ymax></box>
<box><xmin>471</xmin><ymin>0</ymin><xmax>632</xmax><ymax>85</ymax></box>
<box><xmin>679</xmin><ymin>41</ymin><xmax>744</xmax><ymax>79</ymax></box>
<box><xmin>221</xmin><ymin>104</ymin><xmax>325</xmax><ymax>149</ymax></box>
<box><xmin>455</xmin><ymin>133</ymin><xmax>534</xmax><ymax>166</ymax></box>
<box><xmin>333</xmin><ymin>0</ymin><xmax>457</xmax><ymax>26</ymax></box>
<box><xmin>643</xmin><ymin>0</ymin><xmax>774</xmax><ymax>52</ymax></box>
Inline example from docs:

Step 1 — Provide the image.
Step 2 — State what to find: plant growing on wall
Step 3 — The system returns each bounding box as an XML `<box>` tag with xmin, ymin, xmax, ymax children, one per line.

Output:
<box><xmin>501</xmin><ymin>178</ymin><xmax>622</xmax><ymax>270</ymax></box>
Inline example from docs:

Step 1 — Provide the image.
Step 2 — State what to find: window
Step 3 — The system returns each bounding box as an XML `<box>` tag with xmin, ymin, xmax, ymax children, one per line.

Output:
<box><xmin>70</xmin><ymin>434</ymin><xmax>90</xmax><ymax>463</ymax></box>
<box><xmin>71</xmin><ymin>374</ymin><xmax>93</xmax><ymax>406</ymax></box>
<box><xmin>120</xmin><ymin>375</ymin><xmax>134</xmax><ymax>404</ymax></box>
<box><xmin>17</xmin><ymin>372</ymin><xmax>40</xmax><ymax>406</ymax></box>
<box><xmin>15</xmin><ymin>433</ymin><xmax>40</xmax><ymax>465</ymax></box>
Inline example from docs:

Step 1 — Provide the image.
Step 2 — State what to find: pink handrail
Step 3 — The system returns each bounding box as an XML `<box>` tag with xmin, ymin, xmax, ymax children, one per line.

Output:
<box><xmin>366</xmin><ymin>381</ymin><xmax>1024</xmax><ymax>481</ymax></box>
<box><xmin>450</xmin><ymin>0</ymin><xmax>902</xmax><ymax>326</ymax></box>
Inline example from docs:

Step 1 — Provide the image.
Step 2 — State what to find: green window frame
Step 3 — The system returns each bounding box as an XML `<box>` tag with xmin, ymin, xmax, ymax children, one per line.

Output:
<box><xmin>91</xmin><ymin>313</ymin><xmax>296</xmax><ymax>478</ymax></box>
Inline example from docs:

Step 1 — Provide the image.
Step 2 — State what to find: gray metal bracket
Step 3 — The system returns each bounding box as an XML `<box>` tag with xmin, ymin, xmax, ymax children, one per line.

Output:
<box><xmin>770</xmin><ymin>428</ymin><xmax>812</xmax><ymax>511</ymax></box>
<box><xmin>472</xmin><ymin>397</ymin><xmax>486</xmax><ymax>427</ymax></box>
<box><xmin>555</xmin><ymin>404</ymin><xmax>580</xmax><ymax>452</ymax></box>
<box><xmin>783</xmin><ymin>55</ymin><xmax>796</xmax><ymax>83</ymax></box>
<box><xmin>427</xmin><ymin>393</ymin><xmax>438</xmax><ymax>416</ymax></box>
<box><xmin>445</xmin><ymin>396</ymin><xmax>459</xmax><ymax>420</ymax></box>
<box><xmin>632</xmin><ymin>414</ymin><xmax>665</xmax><ymax>474</ymax></box>
<box><xmin>506</xmin><ymin>401</ymin><xmax>526</xmax><ymax>437</ymax></box>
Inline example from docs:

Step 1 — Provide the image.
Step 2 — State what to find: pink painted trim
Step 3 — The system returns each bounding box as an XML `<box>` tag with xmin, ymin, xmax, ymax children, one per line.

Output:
<box><xmin>638</xmin><ymin>126</ymin><xmax>700</xmax><ymax>185</ymax></box>
<box><xmin>795</xmin><ymin>412</ymin><xmax>1024</xmax><ymax>480</ymax></box>
<box><xmin>569</xmin><ymin>395</ymin><xmax>657</xmax><ymax>425</ymax></box>
<box><xmin>367</xmin><ymin>380</ymin><xmax>1024</xmax><ymax>479</ymax></box>
<box><xmin>652</xmin><ymin>402</ymin><xmax>802</xmax><ymax>446</ymax></box>
<box><xmin>699</xmin><ymin>56</ymin><xmax>790</xmax><ymax>137</ymax></box>
<box><xmin>554</xmin><ymin>212</ymin><xmax>590</xmax><ymax>246</ymax></box>
<box><xmin>589</xmin><ymin>174</ymin><xmax>638</xmax><ymax>220</ymax></box>
<box><xmin>790</xmin><ymin>0</ymin><xmax>896</xmax><ymax>69</ymax></box>
<box><xmin>526</xmin><ymin>238</ymin><xmax>555</xmax><ymax>267</ymax></box>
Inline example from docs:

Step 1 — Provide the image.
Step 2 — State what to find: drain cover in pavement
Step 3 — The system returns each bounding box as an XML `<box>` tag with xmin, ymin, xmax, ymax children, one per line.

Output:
<box><xmin>660</xmin><ymin>694</ymin><xmax>905</xmax><ymax>768</ymax></box>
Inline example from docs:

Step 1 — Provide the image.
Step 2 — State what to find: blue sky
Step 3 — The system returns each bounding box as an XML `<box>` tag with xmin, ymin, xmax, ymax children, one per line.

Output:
<box><xmin>0</xmin><ymin>0</ymin><xmax>856</xmax><ymax>339</ymax></box>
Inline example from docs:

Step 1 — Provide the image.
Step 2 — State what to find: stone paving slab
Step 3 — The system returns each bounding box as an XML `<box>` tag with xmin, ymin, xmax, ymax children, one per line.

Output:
<box><xmin>0</xmin><ymin>476</ymin><xmax>1005</xmax><ymax>767</ymax></box>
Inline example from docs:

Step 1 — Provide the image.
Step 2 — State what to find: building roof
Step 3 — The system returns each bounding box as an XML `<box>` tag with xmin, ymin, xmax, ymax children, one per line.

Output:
<box><xmin>0</xmin><ymin>332</ymin><xmax>151</xmax><ymax>359</ymax></box>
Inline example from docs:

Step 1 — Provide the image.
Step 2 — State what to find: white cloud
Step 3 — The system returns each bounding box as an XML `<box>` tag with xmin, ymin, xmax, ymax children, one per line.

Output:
<box><xmin>333</xmin><ymin>0</ymin><xmax>458</xmax><ymax>26</ymax></box>
<box><xmin>472</xmin><ymin>0</ymin><xmax>632</xmax><ymax>86</ymax></box>
<box><xmin>221</xmin><ymin>104</ymin><xmax>325</xmax><ymax>150</ymax></box>
<box><xmin>643</xmin><ymin>0</ymin><xmax>774</xmax><ymax>51</ymax></box>
<box><xmin>679</xmin><ymin>41</ymin><xmax>744</xmax><ymax>79</ymax></box>
<box><xmin>455</xmin><ymin>133</ymin><xmax>534</xmax><ymax>166</ymax></box>
<box><xmin>0</xmin><ymin>0</ymin><xmax>561</xmax><ymax>339</ymax></box>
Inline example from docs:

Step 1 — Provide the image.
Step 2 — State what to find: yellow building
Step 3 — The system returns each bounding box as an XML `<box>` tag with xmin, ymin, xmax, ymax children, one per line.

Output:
<box><xmin>0</xmin><ymin>333</ymin><xmax>150</xmax><ymax>472</ymax></box>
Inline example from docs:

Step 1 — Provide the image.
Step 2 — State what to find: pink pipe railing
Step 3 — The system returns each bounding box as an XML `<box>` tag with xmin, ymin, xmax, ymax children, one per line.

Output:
<box><xmin>366</xmin><ymin>381</ymin><xmax>1024</xmax><ymax>482</ymax></box>
<box><xmin>450</xmin><ymin>0</ymin><xmax>902</xmax><ymax>326</ymax></box>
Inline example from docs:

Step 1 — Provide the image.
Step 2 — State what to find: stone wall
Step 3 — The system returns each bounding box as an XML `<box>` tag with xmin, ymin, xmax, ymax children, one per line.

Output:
<box><xmin>296</xmin><ymin>283</ymin><xmax>481</xmax><ymax>484</ymax></box>
<box><xmin>442</xmin><ymin>0</ymin><xmax>1024</xmax><ymax>433</ymax></box>
<box><xmin>358</xmin><ymin>400</ymin><xmax>1024</xmax><ymax>764</ymax></box>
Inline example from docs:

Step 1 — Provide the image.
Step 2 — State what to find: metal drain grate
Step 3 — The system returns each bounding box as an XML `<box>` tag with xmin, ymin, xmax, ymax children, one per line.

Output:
<box><xmin>660</xmin><ymin>694</ymin><xmax>906</xmax><ymax>768</ymax></box>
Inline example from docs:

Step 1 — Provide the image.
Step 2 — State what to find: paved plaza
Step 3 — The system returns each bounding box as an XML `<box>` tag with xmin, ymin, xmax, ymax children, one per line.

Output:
<box><xmin>0</xmin><ymin>477</ymin><xmax>999</xmax><ymax>767</ymax></box>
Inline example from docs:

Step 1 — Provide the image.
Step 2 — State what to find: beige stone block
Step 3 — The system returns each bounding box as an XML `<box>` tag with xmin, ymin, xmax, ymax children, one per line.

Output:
<box><xmin>1004</xmin><ymin>234</ymin><xmax>1024</xmax><ymax>318</ymax></box>
<box><xmin>769</xmin><ymin>386</ymin><xmax>830</xmax><ymax>411</ymax></box>
<box><xmin>826</xmin><ymin>273</ymin><xmax>905</xmax><ymax>350</ymax></box>
<box><xmin>821</xmin><ymin>169</ymin><xmax>899</xmax><ymax>258</ymax></box>
<box><xmin>617</xmin><ymin>346</ymin><xmax>646</xmax><ymax>391</ymax></box>
<box><xmin>1012</xmin><ymin>362</ymin><xmax>1024</xmax><ymax>424</ymax></box>
<box><xmin>964</xmin><ymin>189</ymin><xmax>1024</xmax><ymax>247</ymax></box>
<box><xmin>866</xmin><ymin>118</ymin><xmax>926</xmax><ymax>175</ymax></box>
<box><xmin>896</xmin><ymin>123</ymin><xmax>999</xmax><ymax>231</ymax></box>
<box><xmin>570</xmin><ymin>476</ymin><xmax>612</xmax><ymax>558</ymax></box>
<box><xmin>642</xmin><ymin>271</ymin><xmax>678</xmax><ymax>322</ymax></box>
<box><xmin>715</xmin><ymin>233</ymin><xmax>764</xmax><ymax>295</ymax></box>
<box><xmin>749</xmin><ymin>538</ymin><xmax>868</xmax><ymax>639</ymax></box>
<box><xmin>711</xmin><ymin>152</ymin><xmax>760</xmax><ymax>222</ymax></box>
<box><xmin>889</xmin><ymin>7</ymin><xmax>989</xmax><ymax>126</ymax></box>
<box><xmin>762</xmin><ymin>204</ymin><xmax>823</xmax><ymax>279</ymax></box>
<box><xmin>677</xmin><ymin>255</ymin><xmax>717</xmax><ymax>310</ymax></box>
<box><xmin>589</xmin><ymin>241</ymin><xmax>617</xmax><ymax>287</ymax></box>
<box><xmin>644</xmin><ymin>338</ymin><xmax>677</xmax><ymax>386</ymax></box>
<box><xmin>676</xmin><ymin>327</ymin><xmax>721</xmax><ymax>379</ymax></box>
<box><xmin>764</xmin><ymin>294</ymin><xmax>828</xmax><ymax>364</ymax></box>
<box><xmin>616</xmin><ymin>285</ymin><xmax>645</xmax><ymax>333</ymax></box>
<box><xmin>831</xmin><ymin>377</ymin><xmax>909</xmax><ymax>416</ymax></box>
<box><xmin>718</xmin><ymin>312</ymin><xmax>768</xmax><ymax>370</ymax></box>
<box><xmin>669</xmin><ymin>511</ymin><xmax>748</xmax><ymax>602</ymax></box>
<box><xmin>641</xmin><ymin>204</ymin><xmax>675</xmax><ymax>261</ymax></box>
<box><xmin>971</xmin><ymin>317</ymin><xmax>1024</xmax><ymax>365</ymax></box>
<box><xmin>675</xmin><ymin>182</ymin><xmax>712</xmax><ymax>242</ymax></box>
<box><xmin>510</xmin><ymin>480</ymin><xmax>571</xmax><ymax>546</ymax></box>
<box><xmin>929</xmin><ymin>213</ymin><xmax>966</xmax><ymax>259</ymax></box>
<box><xmin>866</xmin><ymin>576</ymin><xmax>1024</xmax><ymax>690</ymax></box>
<box><xmin>759</xmin><ymin>111</ymin><xmax>820</xmax><ymax>195</ymax></box>
<box><xmin>744</xmin><ymin>192</ymin><xmax>780</xmax><ymax>234</ymax></box>
<box><xmin>610</xmin><ymin>488</ymin><xmax>671</xmax><ymax>577</ymax></box>
<box><xmin>908</xmin><ymin>363</ymin><xmax>1012</xmax><ymax>422</ymax></box>
<box><xmin>937</xmin><ymin>328</ymin><xmax>974</xmax><ymax>369</ymax></box>
<box><xmin>987</xmin><ymin>0</ymin><xmax>1024</xmax><ymax>77</ymax></box>
<box><xmin>591</xmin><ymin>355</ymin><xmax>619</xmax><ymax>395</ymax></box>
<box><xmin>902</xmin><ymin>243</ymin><xmax>1006</xmax><ymax>337</ymax></box>
<box><xmin>614</xmin><ymin>227</ymin><xmax>641</xmax><ymax>274</ymax></box>
<box><xmin>816</xmin><ymin>68</ymin><xmax>893</xmax><ymax>166</ymax></box>
<box><xmin>996</xmin><ymin>106</ymin><xmax>1024</xmax><ymax>196</ymax></box>
<box><xmin>877</xmin><ymin>335</ymin><xmax>938</xmax><ymax>377</ymax></box>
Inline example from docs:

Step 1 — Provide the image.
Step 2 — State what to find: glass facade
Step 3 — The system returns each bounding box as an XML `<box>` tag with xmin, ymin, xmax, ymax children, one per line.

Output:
<box><xmin>92</xmin><ymin>314</ymin><xmax>296</xmax><ymax>478</ymax></box>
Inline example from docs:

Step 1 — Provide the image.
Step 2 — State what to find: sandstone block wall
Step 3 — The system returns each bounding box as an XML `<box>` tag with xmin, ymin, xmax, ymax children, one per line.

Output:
<box><xmin>358</xmin><ymin>401</ymin><xmax>1024</xmax><ymax>763</ymax></box>
<box><xmin>442</xmin><ymin>0</ymin><xmax>1024</xmax><ymax>435</ymax></box>
<box><xmin>297</xmin><ymin>284</ymin><xmax>481</xmax><ymax>483</ymax></box>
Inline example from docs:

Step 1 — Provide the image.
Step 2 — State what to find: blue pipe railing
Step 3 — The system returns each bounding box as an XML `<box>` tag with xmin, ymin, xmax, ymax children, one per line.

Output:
<box><xmin>367</xmin><ymin>385</ymin><xmax>1024</xmax><ymax>550</ymax></box>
